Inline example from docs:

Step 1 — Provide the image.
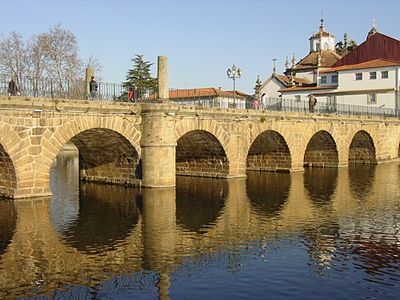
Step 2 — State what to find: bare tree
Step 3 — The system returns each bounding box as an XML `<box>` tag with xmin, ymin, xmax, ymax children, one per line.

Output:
<box><xmin>0</xmin><ymin>32</ymin><xmax>29</xmax><ymax>85</ymax></box>
<box><xmin>26</xmin><ymin>35</ymin><xmax>50</xmax><ymax>96</ymax></box>
<box><xmin>39</xmin><ymin>24</ymin><xmax>82</xmax><ymax>90</ymax></box>
<box><xmin>85</xmin><ymin>55</ymin><xmax>102</xmax><ymax>80</ymax></box>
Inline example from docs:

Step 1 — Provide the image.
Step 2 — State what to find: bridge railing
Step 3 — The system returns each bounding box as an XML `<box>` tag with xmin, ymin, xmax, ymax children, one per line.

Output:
<box><xmin>171</xmin><ymin>96</ymin><xmax>396</xmax><ymax>118</ymax></box>
<box><xmin>0</xmin><ymin>75</ymin><xmax>396</xmax><ymax>118</ymax></box>
<box><xmin>261</xmin><ymin>97</ymin><xmax>396</xmax><ymax>117</ymax></box>
<box><xmin>0</xmin><ymin>75</ymin><xmax>136</xmax><ymax>101</ymax></box>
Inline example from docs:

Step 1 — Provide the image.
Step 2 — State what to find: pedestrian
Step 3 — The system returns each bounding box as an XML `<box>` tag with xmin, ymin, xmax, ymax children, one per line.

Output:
<box><xmin>252</xmin><ymin>99</ymin><xmax>260</xmax><ymax>110</ymax></box>
<box><xmin>308</xmin><ymin>94</ymin><xmax>317</xmax><ymax>113</ymax></box>
<box><xmin>89</xmin><ymin>76</ymin><xmax>98</xmax><ymax>99</ymax></box>
<box><xmin>8</xmin><ymin>79</ymin><xmax>18</xmax><ymax>96</ymax></box>
<box><xmin>128</xmin><ymin>87</ymin><xmax>135</xmax><ymax>102</ymax></box>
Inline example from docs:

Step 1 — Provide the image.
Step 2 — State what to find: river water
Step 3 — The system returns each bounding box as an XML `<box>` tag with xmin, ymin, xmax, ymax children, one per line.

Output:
<box><xmin>1</xmin><ymin>151</ymin><xmax>400</xmax><ymax>299</ymax></box>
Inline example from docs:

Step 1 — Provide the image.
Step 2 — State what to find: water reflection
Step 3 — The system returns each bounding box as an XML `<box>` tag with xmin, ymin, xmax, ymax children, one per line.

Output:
<box><xmin>50</xmin><ymin>149</ymin><xmax>140</xmax><ymax>254</ymax></box>
<box><xmin>176</xmin><ymin>176</ymin><xmax>227</xmax><ymax>233</ymax></box>
<box><xmin>246</xmin><ymin>171</ymin><xmax>290</xmax><ymax>217</ymax></box>
<box><xmin>0</xmin><ymin>200</ymin><xmax>16</xmax><ymax>255</ymax></box>
<box><xmin>349</xmin><ymin>164</ymin><xmax>376</xmax><ymax>200</ymax></box>
<box><xmin>304</xmin><ymin>168</ymin><xmax>338</xmax><ymax>205</ymax></box>
<box><xmin>49</xmin><ymin>150</ymin><xmax>79</xmax><ymax>232</ymax></box>
<box><xmin>1</xmin><ymin>150</ymin><xmax>400</xmax><ymax>298</ymax></box>
<box><xmin>60</xmin><ymin>183</ymin><xmax>140</xmax><ymax>254</ymax></box>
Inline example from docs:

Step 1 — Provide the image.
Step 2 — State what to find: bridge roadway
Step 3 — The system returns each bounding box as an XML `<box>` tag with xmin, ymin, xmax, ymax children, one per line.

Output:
<box><xmin>0</xmin><ymin>96</ymin><xmax>399</xmax><ymax>199</ymax></box>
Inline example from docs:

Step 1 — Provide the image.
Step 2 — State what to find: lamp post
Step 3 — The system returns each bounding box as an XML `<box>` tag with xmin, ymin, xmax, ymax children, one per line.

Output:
<box><xmin>227</xmin><ymin>64</ymin><xmax>242</xmax><ymax>108</ymax></box>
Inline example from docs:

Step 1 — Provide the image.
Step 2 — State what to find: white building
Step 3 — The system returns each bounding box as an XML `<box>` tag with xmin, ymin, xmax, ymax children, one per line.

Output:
<box><xmin>167</xmin><ymin>87</ymin><xmax>248</xmax><ymax>109</ymax></box>
<box><xmin>259</xmin><ymin>20</ymin><xmax>400</xmax><ymax>113</ymax></box>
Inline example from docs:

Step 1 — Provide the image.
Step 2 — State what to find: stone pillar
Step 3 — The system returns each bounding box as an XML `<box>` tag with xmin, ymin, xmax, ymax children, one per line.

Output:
<box><xmin>141</xmin><ymin>103</ymin><xmax>178</xmax><ymax>188</ymax></box>
<box><xmin>85</xmin><ymin>67</ymin><xmax>94</xmax><ymax>99</ymax></box>
<box><xmin>157</xmin><ymin>56</ymin><xmax>169</xmax><ymax>101</ymax></box>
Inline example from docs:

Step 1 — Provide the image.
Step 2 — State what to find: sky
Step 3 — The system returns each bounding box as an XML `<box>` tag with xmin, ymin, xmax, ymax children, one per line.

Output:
<box><xmin>1</xmin><ymin>0</ymin><xmax>400</xmax><ymax>94</ymax></box>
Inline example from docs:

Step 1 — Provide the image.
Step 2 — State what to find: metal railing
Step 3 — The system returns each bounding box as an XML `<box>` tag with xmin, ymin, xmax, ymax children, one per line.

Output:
<box><xmin>0</xmin><ymin>75</ymin><xmax>132</xmax><ymax>101</ymax></box>
<box><xmin>0</xmin><ymin>75</ymin><xmax>396</xmax><ymax>118</ymax></box>
<box><xmin>260</xmin><ymin>97</ymin><xmax>396</xmax><ymax>117</ymax></box>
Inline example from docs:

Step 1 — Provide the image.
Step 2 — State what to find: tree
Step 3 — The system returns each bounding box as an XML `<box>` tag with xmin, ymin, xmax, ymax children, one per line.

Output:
<box><xmin>335</xmin><ymin>33</ymin><xmax>357</xmax><ymax>56</ymax></box>
<box><xmin>123</xmin><ymin>54</ymin><xmax>157</xmax><ymax>98</ymax></box>
<box><xmin>85</xmin><ymin>55</ymin><xmax>102</xmax><ymax>80</ymax></box>
<box><xmin>0</xmin><ymin>32</ymin><xmax>30</xmax><ymax>85</ymax></box>
<box><xmin>38</xmin><ymin>24</ymin><xmax>82</xmax><ymax>89</ymax></box>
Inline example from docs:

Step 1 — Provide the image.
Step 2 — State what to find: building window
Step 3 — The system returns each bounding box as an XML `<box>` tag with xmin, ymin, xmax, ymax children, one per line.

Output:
<box><xmin>355</xmin><ymin>73</ymin><xmax>363</xmax><ymax>80</ymax></box>
<box><xmin>368</xmin><ymin>94</ymin><xmax>377</xmax><ymax>104</ymax></box>
<box><xmin>321</xmin><ymin>76</ymin><xmax>327</xmax><ymax>84</ymax></box>
<box><xmin>370</xmin><ymin>72</ymin><xmax>377</xmax><ymax>79</ymax></box>
<box><xmin>331</xmin><ymin>75</ymin><xmax>338</xmax><ymax>84</ymax></box>
<box><xmin>381</xmin><ymin>70</ymin><xmax>388</xmax><ymax>79</ymax></box>
<box><xmin>295</xmin><ymin>95</ymin><xmax>301</xmax><ymax>102</ymax></box>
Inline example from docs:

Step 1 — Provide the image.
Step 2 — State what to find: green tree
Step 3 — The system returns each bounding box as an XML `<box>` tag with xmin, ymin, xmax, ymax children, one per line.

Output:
<box><xmin>123</xmin><ymin>54</ymin><xmax>157</xmax><ymax>99</ymax></box>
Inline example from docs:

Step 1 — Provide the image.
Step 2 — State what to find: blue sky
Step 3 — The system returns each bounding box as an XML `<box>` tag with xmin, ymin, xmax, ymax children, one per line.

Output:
<box><xmin>1</xmin><ymin>0</ymin><xmax>400</xmax><ymax>93</ymax></box>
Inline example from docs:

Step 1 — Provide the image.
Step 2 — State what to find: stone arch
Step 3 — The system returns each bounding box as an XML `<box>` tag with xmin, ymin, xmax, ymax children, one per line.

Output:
<box><xmin>42</xmin><ymin>116</ymin><xmax>141</xmax><ymax>186</ymax></box>
<box><xmin>348</xmin><ymin>130</ymin><xmax>376</xmax><ymax>164</ymax></box>
<box><xmin>247</xmin><ymin>130</ymin><xmax>291</xmax><ymax>172</ymax></box>
<box><xmin>398</xmin><ymin>139</ymin><xmax>400</xmax><ymax>158</ymax></box>
<box><xmin>176</xmin><ymin>130</ymin><xmax>229</xmax><ymax>177</ymax></box>
<box><xmin>0</xmin><ymin>144</ymin><xmax>17</xmax><ymax>198</ymax></box>
<box><xmin>303</xmin><ymin>130</ymin><xmax>338</xmax><ymax>167</ymax></box>
<box><xmin>0</xmin><ymin>124</ymin><xmax>22</xmax><ymax>198</ymax></box>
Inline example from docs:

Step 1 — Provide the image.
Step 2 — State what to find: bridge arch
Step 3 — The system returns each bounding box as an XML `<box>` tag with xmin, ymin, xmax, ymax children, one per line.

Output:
<box><xmin>176</xmin><ymin>130</ymin><xmax>229</xmax><ymax>177</ymax></box>
<box><xmin>175</xmin><ymin>120</ymin><xmax>233</xmax><ymax>178</ymax></box>
<box><xmin>303</xmin><ymin>130</ymin><xmax>338</xmax><ymax>167</ymax></box>
<box><xmin>348</xmin><ymin>130</ymin><xmax>376</xmax><ymax>164</ymax></box>
<box><xmin>247</xmin><ymin>130</ymin><xmax>291</xmax><ymax>172</ymax></box>
<box><xmin>0</xmin><ymin>124</ymin><xmax>22</xmax><ymax>198</ymax></box>
<box><xmin>41</xmin><ymin>115</ymin><xmax>141</xmax><ymax>186</ymax></box>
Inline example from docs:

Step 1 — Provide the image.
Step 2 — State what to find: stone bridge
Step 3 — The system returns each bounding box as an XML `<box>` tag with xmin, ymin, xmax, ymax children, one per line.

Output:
<box><xmin>0</xmin><ymin>96</ymin><xmax>400</xmax><ymax>199</ymax></box>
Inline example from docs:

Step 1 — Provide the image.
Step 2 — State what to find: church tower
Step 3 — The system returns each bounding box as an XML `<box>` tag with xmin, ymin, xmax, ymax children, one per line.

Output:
<box><xmin>309</xmin><ymin>18</ymin><xmax>336</xmax><ymax>52</ymax></box>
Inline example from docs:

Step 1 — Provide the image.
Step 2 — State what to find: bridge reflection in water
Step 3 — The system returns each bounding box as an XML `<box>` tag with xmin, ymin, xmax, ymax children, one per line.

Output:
<box><xmin>1</xmin><ymin>151</ymin><xmax>400</xmax><ymax>298</ymax></box>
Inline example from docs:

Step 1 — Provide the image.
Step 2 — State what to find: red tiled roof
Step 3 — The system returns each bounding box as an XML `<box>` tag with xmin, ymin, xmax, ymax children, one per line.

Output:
<box><xmin>320</xmin><ymin>58</ymin><xmax>400</xmax><ymax>73</ymax></box>
<box><xmin>333</xmin><ymin>32</ymin><xmax>400</xmax><ymax>67</ymax></box>
<box><xmin>168</xmin><ymin>87</ymin><xmax>246</xmax><ymax>99</ymax></box>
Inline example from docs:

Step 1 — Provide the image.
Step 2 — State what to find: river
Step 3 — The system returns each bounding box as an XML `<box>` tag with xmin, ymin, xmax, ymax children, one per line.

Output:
<box><xmin>1</xmin><ymin>150</ymin><xmax>400</xmax><ymax>299</ymax></box>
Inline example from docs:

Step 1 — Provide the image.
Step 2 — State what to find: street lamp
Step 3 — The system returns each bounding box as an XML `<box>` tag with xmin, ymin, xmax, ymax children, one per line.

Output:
<box><xmin>227</xmin><ymin>64</ymin><xmax>242</xmax><ymax>108</ymax></box>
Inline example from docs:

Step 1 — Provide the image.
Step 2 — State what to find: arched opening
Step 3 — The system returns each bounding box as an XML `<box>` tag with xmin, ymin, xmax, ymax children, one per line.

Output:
<box><xmin>398</xmin><ymin>141</ymin><xmax>400</xmax><ymax>158</ymax></box>
<box><xmin>304</xmin><ymin>130</ymin><xmax>338</xmax><ymax>168</ymax></box>
<box><xmin>0</xmin><ymin>144</ymin><xmax>17</xmax><ymax>198</ymax></box>
<box><xmin>176</xmin><ymin>130</ymin><xmax>228</xmax><ymax>178</ymax></box>
<box><xmin>247</xmin><ymin>130</ymin><xmax>291</xmax><ymax>172</ymax></box>
<box><xmin>176</xmin><ymin>177</ymin><xmax>227</xmax><ymax>233</ymax></box>
<box><xmin>348</xmin><ymin>131</ymin><xmax>376</xmax><ymax>164</ymax></box>
<box><xmin>66</xmin><ymin>128</ymin><xmax>140</xmax><ymax>185</ymax></box>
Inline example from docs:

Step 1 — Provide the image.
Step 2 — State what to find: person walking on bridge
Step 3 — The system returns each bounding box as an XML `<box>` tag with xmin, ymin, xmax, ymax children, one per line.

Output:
<box><xmin>89</xmin><ymin>76</ymin><xmax>98</xmax><ymax>99</ymax></box>
<box><xmin>308</xmin><ymin>94</ymin><xmax>317</xmax><ymax>113</ymax></box>
<box><xmin>8</xmin><ymin>78</ymin><xmax>18</xmax><ymax>96</ymax></box>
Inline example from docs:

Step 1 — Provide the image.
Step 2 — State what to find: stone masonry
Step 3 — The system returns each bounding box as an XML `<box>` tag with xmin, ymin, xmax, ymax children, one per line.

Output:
<box><xmin>0</xmin><ymin>96</ymin><xmax>400</xmax><ymax>199</ymax></box>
